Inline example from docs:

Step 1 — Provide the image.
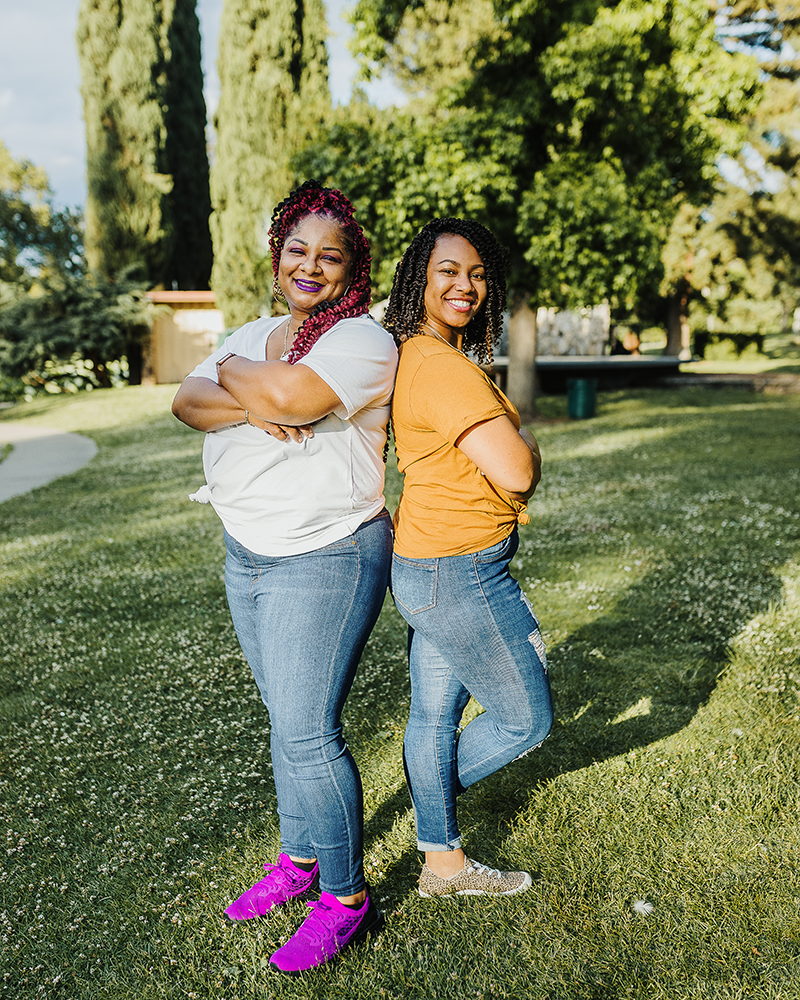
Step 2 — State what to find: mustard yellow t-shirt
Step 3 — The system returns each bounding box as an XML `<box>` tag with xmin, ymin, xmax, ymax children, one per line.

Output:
<box><xmin>392</xmin><ymin>336</ymin><xmax>529</xmax><ymax>558</ymax></box>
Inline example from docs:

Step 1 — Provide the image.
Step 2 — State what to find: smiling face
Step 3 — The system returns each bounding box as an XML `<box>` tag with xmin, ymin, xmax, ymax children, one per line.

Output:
<box><xmin>277</xmin><ymin>214</ymin><xmax>353</xmax><ymax>322</ymax></box>
<box><xmin>422</xmin><ymin>234</ymin><xmax>488</xmax><ymax>341</ymax></box>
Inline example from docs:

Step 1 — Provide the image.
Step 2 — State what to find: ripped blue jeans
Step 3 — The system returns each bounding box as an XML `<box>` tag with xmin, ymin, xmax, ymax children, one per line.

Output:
<box><xmin>391</xmin><ymin>530</ymin><xmax>553</xmax><ymax>852</ymax></box>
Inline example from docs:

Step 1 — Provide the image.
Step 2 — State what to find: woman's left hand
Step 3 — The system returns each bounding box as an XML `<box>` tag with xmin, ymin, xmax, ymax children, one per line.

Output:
<box><xmin>456</xmin><ymin>416</ymin><xmax>541</xmax><ymax>501</ymax></box>
<box><xmin>218</xmin><ymin>355</ymin><xmax>342</xmax><ymax>426</ymax></box>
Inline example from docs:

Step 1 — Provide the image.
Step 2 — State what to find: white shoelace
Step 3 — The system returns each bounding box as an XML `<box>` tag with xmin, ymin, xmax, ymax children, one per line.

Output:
<box><xmin>467</xmin><ymin>859</ymin><xmax>504</xmax><ymax>880</ymax></box>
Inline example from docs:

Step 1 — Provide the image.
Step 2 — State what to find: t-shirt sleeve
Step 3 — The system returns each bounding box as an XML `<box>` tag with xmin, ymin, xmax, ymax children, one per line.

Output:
<box><xmin>299</xmin><ymin>318</ymin><xmax>398</xmax><ymax>419</ymax></box>
<box><xmin>409</xmin><ymin>352</ymin><xmax>507</xmax><ymax>444</ymax></box>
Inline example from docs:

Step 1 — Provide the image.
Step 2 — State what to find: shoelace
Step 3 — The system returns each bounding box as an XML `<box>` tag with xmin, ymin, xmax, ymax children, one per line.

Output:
<box><xmin>257</xmin><ymin>862</ymin><xmax>304</xmax><ymax>892</ymax></box>
<box><xmin>467</xmin><ymin>860</ymin><xmax>504</xmax><ymax>881</ymax></box>
<box><xmin>296</xmin><ymin>899</ymin><xmax>357</xmax><ymax>947</ymax></box>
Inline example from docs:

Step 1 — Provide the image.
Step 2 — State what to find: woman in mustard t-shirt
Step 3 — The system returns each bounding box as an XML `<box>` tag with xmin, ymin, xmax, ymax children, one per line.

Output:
<box><xmin>384</xmin><ymin>218</ymin><xmax>553</xmax><ymax>899</ymax></box>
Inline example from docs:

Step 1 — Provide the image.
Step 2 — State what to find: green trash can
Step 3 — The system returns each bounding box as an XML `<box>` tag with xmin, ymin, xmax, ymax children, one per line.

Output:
<box><xmin>567</xmin><ymin>378</ymin><xmax>597</xmax><ymax>419</ymax></box>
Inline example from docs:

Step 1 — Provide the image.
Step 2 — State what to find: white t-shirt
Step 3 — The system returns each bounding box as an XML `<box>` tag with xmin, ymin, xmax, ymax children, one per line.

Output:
<box><xmin>186</xmin><ymin>313</ymin><xmax>398</xmax><ymax>556</ymax></box>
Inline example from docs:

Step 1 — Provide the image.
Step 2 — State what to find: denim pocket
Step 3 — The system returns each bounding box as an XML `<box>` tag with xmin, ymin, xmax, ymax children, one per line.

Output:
<box><xmin>473</xmin><ymin>529</ymin><xmax>518</xmax><ymax>565</ymax></box>
<box><xmin>391</xmin><ymin>554</ymin><xmax>438</xmax><ymax>615</ymax></box>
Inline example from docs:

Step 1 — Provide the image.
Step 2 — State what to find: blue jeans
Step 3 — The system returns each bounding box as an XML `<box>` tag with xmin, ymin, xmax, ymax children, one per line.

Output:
<box><xmin>224</xmin><ymin>512</ymin><xmax>392</xmax><ymax>896</ymax></box>
<box><xmin>391</xmin><ymin>530</ymin><xmax>553</xmax><ymax>852</ymax></box>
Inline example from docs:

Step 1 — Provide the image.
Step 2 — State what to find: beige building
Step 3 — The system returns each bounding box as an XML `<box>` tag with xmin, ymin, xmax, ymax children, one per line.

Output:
<box><xmin>143</xmin><ymin>291</ymin><xmax>226</xmax><ymax>384</ymax></box>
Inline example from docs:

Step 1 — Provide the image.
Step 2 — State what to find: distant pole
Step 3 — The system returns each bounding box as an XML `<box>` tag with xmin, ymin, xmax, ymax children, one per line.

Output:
<box><xmin>507</xmin><ymin>294</ymin><xmax>538</xmax><ymax>421</ymax></box>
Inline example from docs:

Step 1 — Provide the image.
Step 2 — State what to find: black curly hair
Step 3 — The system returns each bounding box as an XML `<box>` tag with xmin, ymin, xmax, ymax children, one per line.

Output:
<box><xmin>382</xmin><ymin>218</ymin><xmax>509</xmax><ymax>365</ymax></box>
<box><xmin>269</xmin><ymin>179</ymin><xmax>372</xmax><ymax>363</ymax></box>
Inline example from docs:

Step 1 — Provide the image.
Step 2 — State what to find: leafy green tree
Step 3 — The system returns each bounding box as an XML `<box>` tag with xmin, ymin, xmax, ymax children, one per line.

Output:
<box><xmin>720</xmin><ymin>1</ymin><xmax>800</xmax><ymax>331</ymax></box>
<box><xmin>662</xmin><ymin>179</ymin><xmax>800</xmax><ymax>353</ymax></box>
<box><xmin>295</xmin><ymin>98</ymin><xmax>519</xmax><ymax>298</ymax></box>
<box><xmin>0</xmin><ymin>141</ymin><xmax>83</xmax><ymax>295</ymax></box>
<box><xmin>0</xmin><ymin>143</ymin><xmax>149</xmax><ymax>400</ymax></box>
<box><xmin>77</xmin><ymin>0</ymin><xmax>212</xmax><ymax>289</ymax></box>
<box><xmin>660</xmin><ymin>1</ymin><xmax>800</xmax><ymax>352</ymax></box>
<box><xmin>326</xmin><ymin>0</ymin><xmax>759</xmax><ymax>400</ymax></box>
<box><xmin>332</xmin><ymin>0</ymin><xmax>760</xmax><ymax>316</ymax></box>
<box><xmin>210</xmin><ymin>0</ymin><xmax>330</xmax><ymax>327</ymax></box>
<box><xmin>366</xmin><ymin>0</ymin><xmax>499</xmax><ymax>101</ymax></box>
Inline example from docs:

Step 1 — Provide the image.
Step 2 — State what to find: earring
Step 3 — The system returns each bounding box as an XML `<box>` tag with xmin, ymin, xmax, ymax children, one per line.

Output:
<box><xmin>272</xmin><ymin>277</ymin><xmax>286</xmax><ymax>302</ymax></box>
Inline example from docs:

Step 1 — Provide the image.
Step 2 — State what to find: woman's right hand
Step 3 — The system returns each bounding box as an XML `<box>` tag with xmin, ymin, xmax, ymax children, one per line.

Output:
<box><xmin>249</xmin><ymin>414</ymin><xmax>314</xmax><ymax>442</ymax></box>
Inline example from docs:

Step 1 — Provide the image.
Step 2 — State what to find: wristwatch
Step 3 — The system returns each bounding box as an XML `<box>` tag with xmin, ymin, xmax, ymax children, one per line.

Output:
<box><xmin>216</xmin><ymin>352</ymin><xmax>236</xmax><ymax>379</ymax></box>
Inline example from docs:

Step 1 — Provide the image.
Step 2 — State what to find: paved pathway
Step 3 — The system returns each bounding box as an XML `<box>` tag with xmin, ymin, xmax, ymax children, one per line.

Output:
<box><xmin>0</xmin><ymin>424</ymin><xmax>98</xmax><ymax>503</ymax></box>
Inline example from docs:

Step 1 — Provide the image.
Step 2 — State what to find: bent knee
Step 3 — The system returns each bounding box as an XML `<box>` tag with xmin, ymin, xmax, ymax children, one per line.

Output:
<box><xmin>504</xmin><ymin>710</ymin><xmax>553</xmax><ymax>759</ymax></box>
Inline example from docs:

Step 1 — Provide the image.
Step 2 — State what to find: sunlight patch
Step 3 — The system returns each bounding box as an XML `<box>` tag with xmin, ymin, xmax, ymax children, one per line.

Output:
<box><xmin>610</xmin><ymin>696</ymin><xmax>652</xmax><ymax>725</ymax></box>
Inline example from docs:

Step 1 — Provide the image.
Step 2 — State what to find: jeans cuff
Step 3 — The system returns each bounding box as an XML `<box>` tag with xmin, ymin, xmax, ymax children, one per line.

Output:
<box><xmin>417</xmin><ymin>837</ymin><xmax>462</xmax><ymax>852</ymax></box>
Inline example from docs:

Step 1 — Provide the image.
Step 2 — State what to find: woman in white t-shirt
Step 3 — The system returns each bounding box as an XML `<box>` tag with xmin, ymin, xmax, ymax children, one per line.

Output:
<box><xmin>172</xmin><ymin>181</ymin><xmax>397</xmax><ymax>976</ymax></box>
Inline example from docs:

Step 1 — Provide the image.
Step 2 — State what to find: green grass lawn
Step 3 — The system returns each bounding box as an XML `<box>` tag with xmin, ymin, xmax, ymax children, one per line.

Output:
<box><xmin>679</xmin><ymin>331</ymin><xmax>800</xmax><ymax>375</ymax></box>
<box><xmin>1</xmin><ymin>383</ymin><xmax>799</xmax><ymax>999</ymax></box>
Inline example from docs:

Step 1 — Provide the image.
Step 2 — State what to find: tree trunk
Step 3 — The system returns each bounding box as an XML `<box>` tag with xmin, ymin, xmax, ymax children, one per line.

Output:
<box><xmin>126</xmin><ymin>338</ymin><xmax>143</xmax><ymax>385</ymax></box>
<box><xmin>666</xmin><ymin>284</ymin><xmax>692</xmax><ymax>359</ymax></box>
<box><xmin>507</xmin><ymin>294</ymin><xmax>538</xmax><ymax>421</ymax></box>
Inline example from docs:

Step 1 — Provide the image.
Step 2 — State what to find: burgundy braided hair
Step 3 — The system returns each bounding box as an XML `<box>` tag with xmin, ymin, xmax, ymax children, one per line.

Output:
<box><xmin>269</xmin><ymin>180</ymin><xmax>372</xmax><ymax>363</ymax></box>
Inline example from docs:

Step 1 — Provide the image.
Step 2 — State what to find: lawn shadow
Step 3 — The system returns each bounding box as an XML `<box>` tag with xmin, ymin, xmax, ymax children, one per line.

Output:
<box><xmin>366</xmin><ymin>538</ymin><xmax>787</xmax><ymax>897</ymax></box>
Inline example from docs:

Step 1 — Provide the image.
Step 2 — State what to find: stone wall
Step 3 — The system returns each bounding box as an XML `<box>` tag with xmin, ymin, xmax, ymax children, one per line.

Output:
<box><xmin>535</xmin><ymin>304</ymin><xmax>610</xmax><ymax>356</ymax></box>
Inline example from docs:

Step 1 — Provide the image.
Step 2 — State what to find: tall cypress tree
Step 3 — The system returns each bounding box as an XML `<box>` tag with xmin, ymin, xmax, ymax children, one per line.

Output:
<box><xmin>163</xmin><ymin>0</ymin><xmax>214</xmax><ymax>289</ymax></box>
<box><xmin>210</xmin><ymin>0</ymin><xmax>330</xmax><ymax>326</ymax></box>
<box><xmin>77</xmin><ymin>0</ymin><xmax>212</xmax><ymax>289</ymax></box>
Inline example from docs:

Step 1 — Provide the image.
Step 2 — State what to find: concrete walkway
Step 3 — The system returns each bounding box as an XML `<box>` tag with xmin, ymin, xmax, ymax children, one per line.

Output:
<box><xmin>0</xmin><ymin>424</ymin><xmax>98</xmax><ymax>503</ymax></box>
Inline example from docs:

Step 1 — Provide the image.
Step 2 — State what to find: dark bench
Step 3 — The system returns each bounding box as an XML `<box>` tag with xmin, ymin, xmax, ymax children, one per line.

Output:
<box><xmin>487</xmin><ymin>355</ymin><xmax>686</xmax><ymax>394</ymax></box>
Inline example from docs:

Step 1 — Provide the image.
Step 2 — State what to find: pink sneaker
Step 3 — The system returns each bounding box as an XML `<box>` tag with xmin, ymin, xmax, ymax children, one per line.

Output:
<box><xmin>224</xmin><ymin>854</ymin><xmax>319</xmax><ymax>921</ymax></box>
<box><xmin>269</xmin><ymin>890</ymin><xmax>384</xmax><ymax>975</ymax></box>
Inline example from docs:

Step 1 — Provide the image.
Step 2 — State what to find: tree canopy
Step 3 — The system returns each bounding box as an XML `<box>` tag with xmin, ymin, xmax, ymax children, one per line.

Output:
<box><xmin>662</xmin><ymin>1</ymin><xmax>800</xmax><ymax>340</ymax></box>
<box><xmin>0</xmin><ymin>269</ymin><xmax>154</xmax><ymax>395</ymax></box>
<box><xmin>0</xmin><ymin>141</ymin><xmax>83</xmax><ymax>294</ymax></box>
<box><xmin>0</xmin><ymin>143</ymin><xmax>153</xmax><ymax>400</ymax></box>
<box><xmin>306</xmin><ymin>0</ymin><xmax>761</xmax><ymax>317</ymax></box>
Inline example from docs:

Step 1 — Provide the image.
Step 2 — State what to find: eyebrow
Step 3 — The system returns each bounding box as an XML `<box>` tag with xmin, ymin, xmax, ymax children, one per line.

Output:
<box><xmin>287</xmin><ymin>238</ymin><xmax>344</xmax><ymax>253</ymax></box>
<box><xmin>435</xmin><ymin>258</ymin><xmax>484</xmax><ymax>267</ymax></box>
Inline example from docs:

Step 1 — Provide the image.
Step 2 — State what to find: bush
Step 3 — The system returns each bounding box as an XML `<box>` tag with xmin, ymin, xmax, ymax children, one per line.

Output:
<box><xmin>0</xmin><ymin>270</ymin><xmax>154</xmax><ymax>400</ymax></box>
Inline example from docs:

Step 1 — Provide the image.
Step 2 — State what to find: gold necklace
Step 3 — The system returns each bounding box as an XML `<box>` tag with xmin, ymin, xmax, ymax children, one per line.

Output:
<box><xmin>420</xmin><ymin>322</ymin><xmax>461</xmax><ymax>351</ymax></box>
<box><xmin>279</xmin><ymin>317</ymin><xmax>293</xmax><ymax>360</ymax></box>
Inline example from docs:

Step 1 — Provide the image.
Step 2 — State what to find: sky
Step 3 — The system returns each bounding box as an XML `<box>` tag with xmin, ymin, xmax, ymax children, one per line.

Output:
<box><xmin>0</xmin><ymin>0</ymin><xmax>403</xmax><ymax>211</ymax></box>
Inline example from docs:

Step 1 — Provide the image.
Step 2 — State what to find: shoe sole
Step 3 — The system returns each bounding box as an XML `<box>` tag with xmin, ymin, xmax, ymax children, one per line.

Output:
<box><xmin>270</xmin><ymin>907</ymin><xmax>385</xmax><ymax>977</ymax></box>
<box><xmin>419</xmin><ymin>872</ymin><xmax>533</xmax><ymax>898</ymax></box>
